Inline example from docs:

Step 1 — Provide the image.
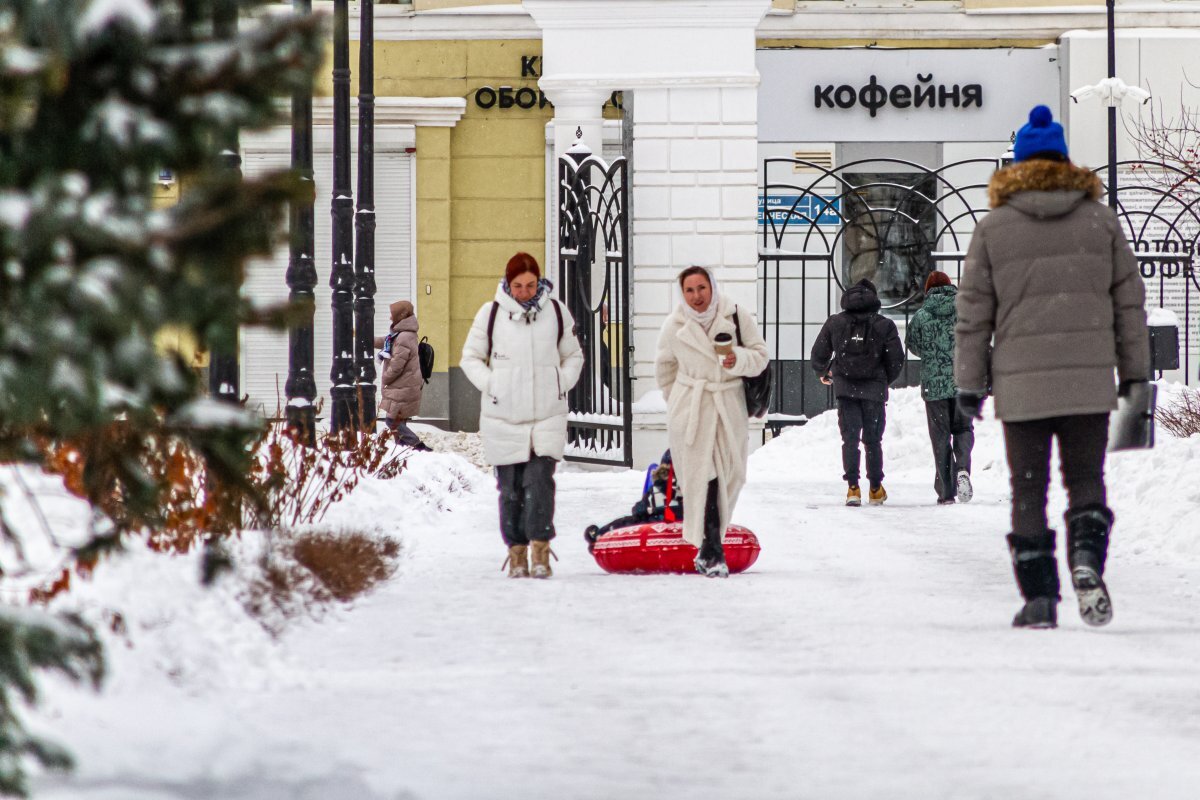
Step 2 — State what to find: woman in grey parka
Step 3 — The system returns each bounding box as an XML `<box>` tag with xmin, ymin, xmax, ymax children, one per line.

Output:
<box><xmin>955</xmin><ymin>105</ymin><xmax>1150</xmax><ymax>630</ymax></box>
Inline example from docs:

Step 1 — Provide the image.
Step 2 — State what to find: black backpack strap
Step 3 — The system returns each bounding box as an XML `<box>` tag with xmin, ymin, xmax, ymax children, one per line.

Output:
<box><xmin>733</xmin><ymin>304</ymin><xmax>743</xmax><ymax>346</ymax></box>
<box><xmin>485</xmin><ymin>302</ymin><xmax>499</xmax><ymax>366</ymax></box>
<box><xmin>551</xmin><ymin>299</ymin><xmax>564</xmax><ymax>344</ymax></box>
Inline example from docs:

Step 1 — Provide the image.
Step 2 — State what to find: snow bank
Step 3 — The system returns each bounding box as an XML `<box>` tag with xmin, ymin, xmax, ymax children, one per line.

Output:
<box><xmin>28</xmin><ymin>450</ymin><xmax>490</xmax><ymax>693</ymax></box>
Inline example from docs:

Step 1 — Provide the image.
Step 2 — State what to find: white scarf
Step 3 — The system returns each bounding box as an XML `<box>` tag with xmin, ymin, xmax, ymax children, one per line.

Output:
<box><xmin>676</xmin><ymin>267</ymin><xmax>720</xmax><ymax>333</ymax></box>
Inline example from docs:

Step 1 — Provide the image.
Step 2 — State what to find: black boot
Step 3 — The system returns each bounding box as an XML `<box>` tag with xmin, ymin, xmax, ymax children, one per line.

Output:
<box><xmin>1066</xmin><ymin>505</ymin><xmax>1114</xmax><ymax>627</ymax></box>
<box><xmin>1007</xmin><ymin>531</ymin><xmax>1060</xmax><ymax>629</ymax></box>
<box><xmin>694</xmin><ymin>480</ymin><xmax>728</xmax><ymax>578</ymax></box>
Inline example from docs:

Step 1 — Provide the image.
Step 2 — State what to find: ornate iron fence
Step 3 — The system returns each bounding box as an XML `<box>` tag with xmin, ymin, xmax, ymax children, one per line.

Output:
<box><xmin>557</xmin><ymin>147</ymin><xmax>633</xmax><ymax>467</ymax></box>
<box><xmin>759</xmin><ymin>156</ymin><xmax>1199</xmax><ymax>427</ymax></box>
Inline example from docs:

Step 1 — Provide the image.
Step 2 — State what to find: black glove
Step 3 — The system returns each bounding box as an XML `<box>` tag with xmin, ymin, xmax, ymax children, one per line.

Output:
<box><xmin>956</xmin><ymin>390</ymin><xmax>986</xmax><ymax>420</ymax></box>
<box><xmin>1118</xmin><ymin>379</ymin><xmax>1148</xmax><ymax>399</ymax></box>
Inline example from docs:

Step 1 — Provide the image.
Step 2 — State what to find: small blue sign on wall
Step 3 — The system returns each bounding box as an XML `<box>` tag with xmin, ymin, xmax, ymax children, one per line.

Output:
<box><xmin>758</xmin><ymin>194</ymin><xmax>841</xmax><ymax>227</ymax></box>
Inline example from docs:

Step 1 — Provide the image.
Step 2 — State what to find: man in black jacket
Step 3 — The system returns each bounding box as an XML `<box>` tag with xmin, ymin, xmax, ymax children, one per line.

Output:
<box><xmin>811</xmin><ymin>279</ymin><xmax>906</xmax><ymax>506</ymax></box>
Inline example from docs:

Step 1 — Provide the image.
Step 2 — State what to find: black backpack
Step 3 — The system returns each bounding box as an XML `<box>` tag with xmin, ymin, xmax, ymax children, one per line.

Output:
<box><xmin>417</xmin><ymin>336</ymin><xmax>434</xmax><ymax>384</ymax></box>
<box><xmin>834</xmin><ymin>314</ymin><xmax>879</xmax><ymax>381</ymax></box>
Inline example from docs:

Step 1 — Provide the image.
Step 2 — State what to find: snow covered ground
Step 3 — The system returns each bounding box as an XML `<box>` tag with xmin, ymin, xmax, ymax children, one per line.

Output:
<box><xmin>22</xmin><ymin>385</ymin><xmax>1200</xmax><ymax>799</ymax></box>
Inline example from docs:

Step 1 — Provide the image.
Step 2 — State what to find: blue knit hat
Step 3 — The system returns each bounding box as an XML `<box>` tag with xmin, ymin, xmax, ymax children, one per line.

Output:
<box><xmin>1013</xmin><ymin>105</ymin><xmax>1068</xmax><ymax>163</ymax></box>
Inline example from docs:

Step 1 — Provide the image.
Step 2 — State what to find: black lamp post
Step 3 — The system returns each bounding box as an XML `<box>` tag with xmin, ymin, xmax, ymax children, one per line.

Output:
<box><xmin>209</xmin><ymin>0</ymin><xmax>241</xmax><ymax>405</ymax></box>
<box><xmin>1106</xmin><ymin>0</ymin><xmax>1118</xmax><ymax>211</ymax></box>
<box><xmin>354</xmin><ymin>0</ymin><xmax>378</xmax><ymax>431</ymax></box>
<box><xmin>286</xmin><ymin>0</ymin><xmax>317</xmax><ymax>445</ymax></box>
<box><xmin>330</xmin><ymin>0</ymin><xmax>357</xmax><ymax>433</ymax></box>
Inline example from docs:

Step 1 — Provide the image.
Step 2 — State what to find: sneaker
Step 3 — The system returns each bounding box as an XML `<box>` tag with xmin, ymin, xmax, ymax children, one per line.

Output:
<box><xmin>1012</xmin><ymin>596</ymin><xmax>1058</xmax><ymax>629</ymax></box>
<box><xmin>956</xmin><ymin>471</ymin><xmax>973</xmax><ymax>503</ymax></box>
<box><xmin>868</xmin><ymin>485</ymin><xmax>887</xmax><ymax>505</ymax></box>
<box><xmin>937</xmin><ymin>497</ymin><xmax>956</xmax><ymax>506</ymax></box>
<box><xmin>846</xmin><ymin>485</ymin><xmax>862</xmax><ymax>507</ymax></box>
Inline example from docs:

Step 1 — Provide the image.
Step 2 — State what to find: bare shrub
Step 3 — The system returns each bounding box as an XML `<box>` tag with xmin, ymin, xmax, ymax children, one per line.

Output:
<box><xmin>245</xmin><ymin>424</ymin><xmax>405</xmax><ymax>531</ymax></box>
<box><xmin>243</xmin><ymin>529</ymin><xmax>400</xmax><ymax>634</ymax></box>
<box><xmin>1159</xmin><ymin>388</ymin><xmax>1200</xmax><ymax>438</ymax></box>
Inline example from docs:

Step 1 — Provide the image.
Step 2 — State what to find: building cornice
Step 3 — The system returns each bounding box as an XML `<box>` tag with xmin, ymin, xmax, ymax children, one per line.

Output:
<box><xmin>264</xmin><ymin>2</ymin><xmax>1200</xmax><ymax>42</ymax></box>
<box><xmin>311</xmin><ymin>96</ymin><xmax>467</xmax><ymax>127</ymax></box>
<box><xmin>524</xmin><ymin>0</ymin><xmax>773</xmax><ymax>29</ymax></box>
<box><xmin>758</xmin><ymin>4</ymin><xmax>1200</xmax><ymax>38</ymax></box>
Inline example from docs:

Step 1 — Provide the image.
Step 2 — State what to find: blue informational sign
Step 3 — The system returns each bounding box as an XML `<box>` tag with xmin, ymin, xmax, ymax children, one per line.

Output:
<box><xmin>758</xmin><ymin>194</ymin><xmax>841</xmax><ymax>227</ymax></box>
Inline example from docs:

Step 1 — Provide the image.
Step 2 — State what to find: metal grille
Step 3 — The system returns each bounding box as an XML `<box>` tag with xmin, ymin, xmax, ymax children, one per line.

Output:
<box><xmin>558</xmin><ymin>150</ymin><xmax>633</xmax><ymax>467</ymax></box>
<box><xmin>759</xmin><ymin>156</ymin><xmax>1199</xmax><ymax>428</ymax></box>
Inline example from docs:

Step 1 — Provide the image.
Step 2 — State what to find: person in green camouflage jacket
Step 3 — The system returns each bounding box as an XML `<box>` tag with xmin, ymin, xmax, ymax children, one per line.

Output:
<box><xmin>906</xmin><ymin>271</ymin><xmax>974</xmax><ymax>504</ymax></box>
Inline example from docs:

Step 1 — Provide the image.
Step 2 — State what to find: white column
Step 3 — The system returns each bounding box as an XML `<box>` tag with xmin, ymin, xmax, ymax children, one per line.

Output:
<box><xmin>628</xmin><ymin>80</ymin><xmax>761</xmax><ymax>391</ymax></box>
<box><xmin>540</xmin><ymin>83</ymin><xmax>608</xmax><ymax>163</ymax></box>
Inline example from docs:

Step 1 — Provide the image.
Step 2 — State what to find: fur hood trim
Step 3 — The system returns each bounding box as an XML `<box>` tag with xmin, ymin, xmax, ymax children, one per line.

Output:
<box><xmin>988</xmin><ymin>160</ymin><xmax>1103</xmax><ymax>209</ymax></box>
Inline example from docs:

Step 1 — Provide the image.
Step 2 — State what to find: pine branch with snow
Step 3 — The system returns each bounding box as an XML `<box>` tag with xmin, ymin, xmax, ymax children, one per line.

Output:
<box><xmin>0</xmin><ymin>0</ymin><xmax>324</xmax><ymax>791</ymax></box>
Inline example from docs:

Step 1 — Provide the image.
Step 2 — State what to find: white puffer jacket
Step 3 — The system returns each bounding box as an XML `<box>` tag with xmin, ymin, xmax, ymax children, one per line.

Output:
<box><xmin>461</xmin><ymin>283</ymin><xmax>584</xmax><ymax>466</ymax></box>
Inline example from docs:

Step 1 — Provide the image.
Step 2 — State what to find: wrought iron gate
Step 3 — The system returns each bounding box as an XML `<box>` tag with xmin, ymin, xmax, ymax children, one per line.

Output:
<box><xmin>759</xmin><ymin>156</ymin><xmax>1200</xmax><ymax>426</ymax></box>
<box><xmin>557</xmin><ymin>146</ymin><xmax>633</xmax><ymax>466</ymax></box>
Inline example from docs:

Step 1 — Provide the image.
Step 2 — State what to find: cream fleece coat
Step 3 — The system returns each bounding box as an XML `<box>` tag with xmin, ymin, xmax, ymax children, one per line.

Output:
<box><xmin>655</xmin><ymin>294</ymin><xmax>769</xmax><ymax>548</ymax></box>
<box><xmin>461</xmin><ymin>283</ymin><xmax>584</xmax><ymax>466</ymax></box>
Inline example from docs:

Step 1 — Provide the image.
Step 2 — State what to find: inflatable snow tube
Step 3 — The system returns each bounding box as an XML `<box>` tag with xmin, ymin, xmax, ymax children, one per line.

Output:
<box><xmin>591</xmin><ymin>521</ymin><xmax>760</xmax><ymax>575</ymax></box>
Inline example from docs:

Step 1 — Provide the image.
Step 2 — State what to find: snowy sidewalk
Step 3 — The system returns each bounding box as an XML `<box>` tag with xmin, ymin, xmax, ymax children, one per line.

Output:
<box><xmin>31</xmin><ymin>389</ymin><xmax>1200</xmax><ymax>800</ymax></box>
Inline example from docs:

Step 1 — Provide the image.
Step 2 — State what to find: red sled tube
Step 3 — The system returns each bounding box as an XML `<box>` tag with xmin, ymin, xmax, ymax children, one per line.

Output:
<box><xmin>590</xmin><ymin>522</ymin><xmax>761</xmax><ymax>575</ymax></box>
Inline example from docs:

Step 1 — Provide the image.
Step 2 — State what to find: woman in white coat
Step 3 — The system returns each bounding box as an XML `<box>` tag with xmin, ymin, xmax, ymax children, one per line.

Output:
<box><xmin>655</xmin><ymin>266</ymin><xmax>769</xmax><ymax>577</ymax></box>
<box><xmin>461</xmin><ymin>252</ymin><xmax>584</xmax><ymax>579</ymax></box>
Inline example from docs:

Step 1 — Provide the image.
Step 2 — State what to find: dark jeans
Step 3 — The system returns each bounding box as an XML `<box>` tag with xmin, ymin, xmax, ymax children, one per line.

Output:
<box><xmin>495</xmin><ymin>455</ymin><xmax>557</xmax><ymax>546</ymax></box>
<box><xmin>837</xmin><ymin>397</ymin><xmax>885</xmax><ymax>487</ymax></box>
<box><xmin>384</xmin><ymin>417</ymin><xmax>425</xmax><ymax>449</ymax></box>
<box><xmin>925</xmin><ymin>398</ymin><xmax>975</xmax><ymax>501</ymax></box>
<box><xmin>1003</xmin><ymin>413</ymin><xmax>1109</xmax><ymax>539</ymax></box>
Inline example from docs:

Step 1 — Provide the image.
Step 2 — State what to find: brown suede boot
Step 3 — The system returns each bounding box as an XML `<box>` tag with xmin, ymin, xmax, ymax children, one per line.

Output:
<box><xmin>530</xmin><ymin>540</ymin><xmax>554</xmax><ymax>579</ymax></box>
<box><xmin>506</xmin><ymin>544</ymin><xmax>529</xmax><ymax>578</ymax></box>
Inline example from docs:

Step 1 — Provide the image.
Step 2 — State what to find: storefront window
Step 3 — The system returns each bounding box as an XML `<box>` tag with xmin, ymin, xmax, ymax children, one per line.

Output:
<box><xmin>840</xmin><ymin>172</ymin><xmax>936</xmax><ymax>310</ymax></box>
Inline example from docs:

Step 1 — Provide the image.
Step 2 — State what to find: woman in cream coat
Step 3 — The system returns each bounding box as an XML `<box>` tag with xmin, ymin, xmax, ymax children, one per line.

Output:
<box><xmin>655</xmin><ymin>266</ymin><xmax>769</xmax><ymax>577</ymax></box>
<box><xmin>461</xmin><ymin>253</ymin><xmax>583</xmax><ymax>579</ymax></box>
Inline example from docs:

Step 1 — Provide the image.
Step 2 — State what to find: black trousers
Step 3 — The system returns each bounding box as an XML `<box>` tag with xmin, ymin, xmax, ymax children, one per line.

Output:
<box><xmin>924</xmin><ymin>398</ymin><xmax>975</xmax><ymax>501</ymax></box>
<box><xmin>836</xmin><ymin>397</ymin><xmax>885</xmax><ymax>487</ymax></box>
<box><xmin>495</xmin><ymin>455</ymin><xmax>557</xmax><ymax>546</ymax></box>
<box><xmin>1003</xmin><ymin>413</ymin><xmax>1109</xmax><ymax>539</ymax></box>
<box><xmin>698</xmin><ymin>478</ymin><xmax>724</xmax><ymax>562</ymax></box>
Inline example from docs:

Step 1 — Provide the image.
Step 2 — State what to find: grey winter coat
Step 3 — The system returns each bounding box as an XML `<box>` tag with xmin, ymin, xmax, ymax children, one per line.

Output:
<box><xmin>375</xmin><ymin>315</ymin><xmax>423</xmax><ymax>420</ymax></box>
<box><xmin>810</xmin><ymin>279</ymin><xmax>905</xmax><ymax>404</ymax></box>
<box><xmin>955</xmin><ymin>159</ymin><xmax>1150</xmax><ymax>422</ymax></box>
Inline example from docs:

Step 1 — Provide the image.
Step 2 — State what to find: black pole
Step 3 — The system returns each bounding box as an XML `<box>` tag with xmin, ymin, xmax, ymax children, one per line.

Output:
<box><xmin>330</xmin><ymin>0</ymin><xmax>357</xmax><ymax>432</ymax></box>
<box><xmin>354</xmin><ymin>0</ymin><xmax>378</xmax><ymax>431</ymax></box>
<box><xmin>286</xmin><ymin>0</ymin><xmax>317</xmax><ymax>445</ymax></box>
<box><xmin>1107</xmin><ymin>0</ymin><xmax>1118</xmax><ymax>210</ymax></box>
<box><xmin>209</xmin><ymin>0</ymin><xmax>241</xmax><ymax>405</ymax></box>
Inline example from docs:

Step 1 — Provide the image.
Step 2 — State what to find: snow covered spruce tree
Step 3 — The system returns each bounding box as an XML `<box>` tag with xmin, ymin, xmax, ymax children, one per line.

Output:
<box><xmin>0</xmin><ymin>0</ymin><xmax>322</xmax><ymax>793</ymax></box>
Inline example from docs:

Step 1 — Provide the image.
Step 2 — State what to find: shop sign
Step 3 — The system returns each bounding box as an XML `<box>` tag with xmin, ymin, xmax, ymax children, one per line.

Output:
<box><xmin>758</xmin><ymin>195</ymin><xmax>841</xmax><ymax>227</ymax></box>
<box><xmin>472</xmin><ymin>57</ymin><xmax>623</xmax><ymax>112</ymax></box>
<box><xmin>758</xmin><ymin>48</ymin><xmax>1061</xmax><ymax>142</ymax></box>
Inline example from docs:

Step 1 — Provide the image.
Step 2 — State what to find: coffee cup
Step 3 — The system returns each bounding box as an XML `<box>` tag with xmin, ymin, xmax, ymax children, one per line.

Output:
<box><xmin>713</xmin><ymin>332</ymin><xmax>734</xmax><ymax>357</ymax></box>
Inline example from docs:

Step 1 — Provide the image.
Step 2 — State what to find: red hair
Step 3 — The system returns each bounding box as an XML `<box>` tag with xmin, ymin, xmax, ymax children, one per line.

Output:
<box><xmin>924</xmin><ymin>271</ymin><xmax>952</xmax><ymax>292</ymax></box>
<box><xmin>505</xmin><ymin>252</ymin><xmax>540</xmax><ymax>285</ymax></box>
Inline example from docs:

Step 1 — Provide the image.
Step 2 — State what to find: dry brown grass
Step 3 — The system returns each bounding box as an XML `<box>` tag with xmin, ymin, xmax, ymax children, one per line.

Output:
<box><xmin>1159</xmin><ymin>388</ymin><xmax>1200</xmax><ymax>438</ymax></box>
<box><xmin>243</xmin><ymin>529</ymin><xmax>400</xmax><ymax>633</ymax></box>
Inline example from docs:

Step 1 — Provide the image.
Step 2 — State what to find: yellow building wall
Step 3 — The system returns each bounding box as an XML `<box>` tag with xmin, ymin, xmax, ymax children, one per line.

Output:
<box><xmin>318</xmin><ymin>39</ymin><xmax>551</xmax><ymax>370</ymax></box>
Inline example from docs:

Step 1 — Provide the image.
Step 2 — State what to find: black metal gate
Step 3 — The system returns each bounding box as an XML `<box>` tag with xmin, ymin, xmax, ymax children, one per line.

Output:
<box><xmin>557</xmin><ymin>146</ymin><xmax>633</xmax><ymax>466</ymax></box>
<box><xmin>759</xmin><ymin>156</ymin><xmax>1200</xmax><ymax>426</ymax></box>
